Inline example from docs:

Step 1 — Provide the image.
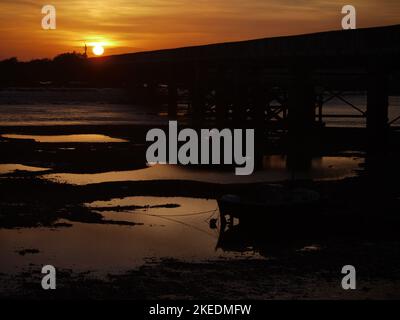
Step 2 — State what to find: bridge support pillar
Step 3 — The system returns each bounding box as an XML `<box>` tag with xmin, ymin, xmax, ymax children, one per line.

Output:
<box><xmin>215</xmin><ymin>84</ymin><xmax>228</xmax><ymax>126</ymax></box>
<box><xmin>233</xmin><ymin>83</ymin><xmax>247</xmax><ymax>127</ymax></box>
<box><xmin>146</xmin><ymin>82</ymin><xmax>158</xmax><ymax>108</ymax></box>
<box><xmin>168</xmin><ymin>83</ymin><xmax>178</xmax><ymax>119</ymax></box>
<box><xmin>253</xmin><ymin>84</ymin><xmax>267</xmax><ymax>170</ymax></box>
<box><xmin>287</xmin><ymin>72</ymin><xmax>316</xmax><ymax>171</ymax></box>
<box><xmin>191</xmin><ymin>64</ymin><xmax>206</xmax><ymax>126</ymax></box>
<box><xmin>215</xmin><ymin>66</ymin><xmax>230</xmax><ymax>127</ymax></box>
<box><xmin>367</xmin><ymin>74</ymin><xmax>389</xmax><ymax>149</ymax></box>
<box><xmin>191</xmin><ymin>83</ymin><xmax>205</xmax><ymax>126</ymax></box>
<box><xmin>288</xmin><ymin>74</ymin><xmax>316</xmax><ymax>138</ymax></box>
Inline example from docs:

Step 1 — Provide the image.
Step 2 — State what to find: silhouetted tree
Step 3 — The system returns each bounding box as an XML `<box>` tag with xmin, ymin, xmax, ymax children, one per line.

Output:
<box><xmin>52</xmin><ymin>51</ymin><xmax>89</xmax><ymax>85</ymax></box>
<box><xmin>0</xmin><ymin>51</ymin><xmax>127</xmax><ymax>87</ymax></box>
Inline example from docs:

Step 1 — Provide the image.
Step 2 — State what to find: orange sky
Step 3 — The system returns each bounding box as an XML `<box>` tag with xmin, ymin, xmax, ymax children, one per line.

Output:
<box><xmin>1</xmin><ymin>0</ymin><xmax>399</xmax><ymax>60</ymax></box>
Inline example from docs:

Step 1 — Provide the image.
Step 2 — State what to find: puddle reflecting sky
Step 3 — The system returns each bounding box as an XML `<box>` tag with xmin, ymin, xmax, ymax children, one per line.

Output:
<box><xmin>0</xmin><ymin>197</ymin><xmax>262</xmax><ymax>275</ymax></box>
<box><xmin>0</xmin><ymin>164</ymin><xmax>50</xmax><ymax>175</ymax></box>
<box><xmin>43</xmin><ymin>155</ymin><xmax>363</xmax><ymax>185</ymax></box>
<box><xmin>1</xmin><ymin>134</ymin><xmax>129</xmax><ymax>143</ymax></box>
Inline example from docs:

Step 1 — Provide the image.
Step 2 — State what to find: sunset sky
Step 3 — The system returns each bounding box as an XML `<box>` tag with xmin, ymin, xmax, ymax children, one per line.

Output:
<box><xmin>1</xmin><ymin>0</ymin><xmax>399</xmax><ymax>60</ymax></box>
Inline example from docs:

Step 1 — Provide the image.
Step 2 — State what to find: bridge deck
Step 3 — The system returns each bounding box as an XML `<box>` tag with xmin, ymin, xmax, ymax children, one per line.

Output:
<box><xmin>102</xmin><ymin>24</ymin><xmax>400</xmax><ymax>66</ymax></box>
<box><xmin>93</xmin><ymin>25</ymin><xmax>400</xmax><ymax>147</ymax></box>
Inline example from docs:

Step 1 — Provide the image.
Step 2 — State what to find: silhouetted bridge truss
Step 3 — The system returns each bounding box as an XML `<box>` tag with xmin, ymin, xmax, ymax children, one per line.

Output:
<box><xmin>97</xmin><ymin>24</ymin><xmax>400</xmax><ymax>147</ymax></box>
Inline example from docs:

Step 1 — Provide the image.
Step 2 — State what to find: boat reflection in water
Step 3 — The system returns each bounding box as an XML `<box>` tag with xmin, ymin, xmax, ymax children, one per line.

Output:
<box><xmin>214</xmin><ymin>186</ymin><xmax>325</xmax><ymax>255</ymax></box>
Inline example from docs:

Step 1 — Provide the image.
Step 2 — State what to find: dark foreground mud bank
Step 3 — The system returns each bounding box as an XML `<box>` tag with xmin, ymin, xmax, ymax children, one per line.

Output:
<box><xmin>1</xmin><ymin>123</ymin><xmax>400</xmax><ymax>300</ymax></box>
<box><xmin>2</xmin><ymin>241</ymin><xmax>400</xmax><ymax>300</ymax></box>
<box><xmin>1</xmin><ymin>173</ymin><xmax>400</xmax><ymax>299</ymax></box>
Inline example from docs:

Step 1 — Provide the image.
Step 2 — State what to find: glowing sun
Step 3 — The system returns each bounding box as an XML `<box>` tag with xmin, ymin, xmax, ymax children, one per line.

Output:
<box><xmin>92</xmin><ymin>45</ymin><xmax>104</xmax><ymax>56</ymax></box>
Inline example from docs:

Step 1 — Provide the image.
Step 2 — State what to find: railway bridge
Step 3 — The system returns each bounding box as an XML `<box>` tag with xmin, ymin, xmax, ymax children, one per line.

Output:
<box><xmin>96</xmin><ymin>24</ymin><xmax>400</xmax><ymax>149</ymax></box>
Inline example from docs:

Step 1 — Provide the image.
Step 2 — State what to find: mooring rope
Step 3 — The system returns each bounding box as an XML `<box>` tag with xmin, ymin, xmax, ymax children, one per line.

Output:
<box><xmin>139</xmin><ymin>211</ymin><xmax>218</xmax><ymax>238</ymax></box>
<box><xmin>114</xmin><ymin>207</ymin><xmax>219</xmax><ymax>218</ymax></box>
<box><xmin>133</xmin><ymin>207</ymin><xmax>220</xmax><ymax>238</ymax></box>
<box><xmin>95</xmin><ymin>206</ymin><xmax>220</xmax><ymax>238</ymax></box>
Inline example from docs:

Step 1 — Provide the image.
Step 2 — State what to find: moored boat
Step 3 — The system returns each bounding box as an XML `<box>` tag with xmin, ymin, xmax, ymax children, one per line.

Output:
<box><xmin>217</xmin><ymin>186</ymin><xmax>321</xmax><ymax>227</ymax></box>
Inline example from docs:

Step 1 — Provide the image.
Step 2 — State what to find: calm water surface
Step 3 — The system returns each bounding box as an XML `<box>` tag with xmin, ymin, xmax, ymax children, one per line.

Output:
<box><xmin>0</xmin><ymin>164</ymin><xmax>50</xmax><ymax>175</ymax></box>
<box><xmin>1</xmin><ymin>134</ymin><xmax>129</xmax><ymax>143</ymax></box>
<box><xmin>0</xmin><ymin>197</ymin><xmax>262</xmax><ymax>275</ymax></box>
<box><xmin>43</xmin><ymin>155</ymin><xmax>364</xmax><ymax>185</ymax></box>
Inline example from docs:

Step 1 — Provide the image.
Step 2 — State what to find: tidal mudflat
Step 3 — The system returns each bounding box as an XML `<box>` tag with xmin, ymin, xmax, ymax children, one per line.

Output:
<box><xmin>1</xmin><ymin>160</ymin><xmax>400</xmax><ymax>299</ymax></box>
<box><xmin>0</xmin><ymin>103</ymin><xmax>399</xmax><ymax>299</ymax></box>
<box><xmin>43</xmin><ymin>155</ymin><xmax>363</xmax><ymax>185</ymax></box>
<box><xmin>1</xmin><ymin>133</ymin><xmax>129</xmax><ymax>143</ymax></box>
